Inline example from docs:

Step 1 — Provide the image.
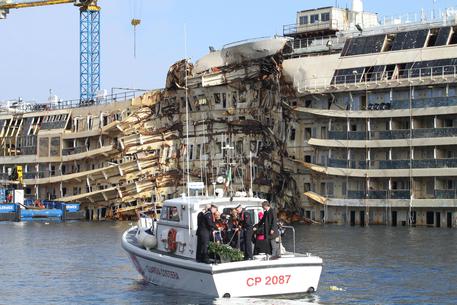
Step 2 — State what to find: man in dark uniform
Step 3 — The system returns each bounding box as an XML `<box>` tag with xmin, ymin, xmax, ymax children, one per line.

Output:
<box><xmin>258</xmin><ymin>201</ymin><xmax>279</xmax><ymax>257</ymax></box>
<box><xmin>196</xmin><ymin>204</ymin><xmax>217</xmax><ymax>263</ymax></box>
<box><xmin>196</xmin><ymin>205</ymin><xmax>209</xmax><ymax>262</ymax></box>
<box><xmin>236</xmin><ymin>204</ymin><xmax>254</xmax><ymax>260</ymax></box>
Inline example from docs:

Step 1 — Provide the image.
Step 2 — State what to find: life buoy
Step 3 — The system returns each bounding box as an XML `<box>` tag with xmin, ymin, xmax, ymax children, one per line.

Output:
<box><xmin>167</xmin><ymin>228</ymin><xmax>177</xmax><ymax>252</ymax></box>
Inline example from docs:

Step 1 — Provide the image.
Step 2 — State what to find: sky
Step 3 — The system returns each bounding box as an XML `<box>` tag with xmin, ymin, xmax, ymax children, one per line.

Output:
<box><xmin>0</xmin><ymin>0</ymin><xmax>456</xmax><ymax>102</ymax></box>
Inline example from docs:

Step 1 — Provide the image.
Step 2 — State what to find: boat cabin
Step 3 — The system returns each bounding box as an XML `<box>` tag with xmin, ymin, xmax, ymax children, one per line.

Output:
<box><xmin>155</xmin><ymin>196</ymin><xmax>265</xmax><ymax>259</ymax></box>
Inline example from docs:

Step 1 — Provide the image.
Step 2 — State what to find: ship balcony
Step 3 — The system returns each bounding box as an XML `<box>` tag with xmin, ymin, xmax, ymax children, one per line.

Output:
<box><xmin>62</xmin><ymin>146</ymin><xmax>89</xmax><ymax>156</ymax></box>
<box><xmin>309</xmin><ymin>135</ymin><xmax>457</xmax><ymax>149</ymax></box>
<box><xmin>0</xmin><ymin>135</ymin><xmax>37</xmax><ymax>157</ymax></box>
<box><xmin>327</xmin><ymin>158</ymin><xmax>457</xmax><ymax>170</ymax></box>
<box><xmin>21</xmin><ymin>159</ymin><xmax>152</xmax><ymax>186</ymax></box>
<box><xmin>348</xmin><ymin>189</ymin><xmax>457</xmax><ymax>200</ymax></box>
<box><xmin>297</xmin><ymin>64</ymin><xmax>457</xmax><ymax>94</ymax></box>
<box><xmin>390</xmin><ymin>96</ymin><xmax>457</xmax><ymax>110</ymax></box>
<box><xmin>294</xmin><ymin>96</ymin><xmax>457</xmax><ymax>119</ymax></box>
<box><xmin>61</xmin><ymin>145</ymin><xmax>117</xmax><ymax>162</ymax></box>
<box><xmin>327</xmin><ymin>127</ymin><xmax>457</xmax><ymax>141</ymax></box>
<box><xmin>299</xmin><ymin>159</ymin><xmax>457</xmax><ymax>178</ymax></box>
<box><xmin>306</xmin><ymin>191</ymin><xmax>457</xmax><ymax>208</ymax></box>
<box><xmin>346</xmin><ymin>190</ymin><xmax>411</xmax><ymax>200</ymax></box>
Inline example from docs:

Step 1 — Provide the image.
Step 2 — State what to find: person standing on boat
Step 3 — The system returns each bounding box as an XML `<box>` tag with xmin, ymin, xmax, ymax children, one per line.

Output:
<box><xmin>258</xmin><ymin>201</ymin><xmax>280</xmax><ymax>258</ymax></box>
<box><xmin>254</xmin><ymin>211</ymin><xmax>269</xmax><ymax>255</ymax></box>
<box><xmin>227</xmin><ymin>208</ymin><xmax>240</xmax><ymax>249</ymax></box>
<box><xmin>196</xmin><ymin>204</ymin><xmax>217</xmax><ymax>263</ymax></box>
<box><xmin>236</xmin><ymin>204</ymin><xmax>254</xmax><ymax>260</ymax></box>
<box><xmin>196</xmin><ymin>205</ymin><xmax>209</xmax><ymax>262</ymax></box>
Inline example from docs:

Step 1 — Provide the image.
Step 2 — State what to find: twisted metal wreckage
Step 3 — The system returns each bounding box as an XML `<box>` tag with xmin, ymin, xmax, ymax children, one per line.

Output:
<box><xmin>111</xmin><ymin>38</ymin><xmax>306</xmax><ymax>219</ymax></box>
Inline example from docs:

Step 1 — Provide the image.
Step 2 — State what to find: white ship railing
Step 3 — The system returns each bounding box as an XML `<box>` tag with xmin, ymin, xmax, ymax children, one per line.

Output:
<box><xmin>297</xmin><ymin>64</ymin><xmax>457</xmax><ymax>93</ymax></box>
<box><xmin>0</xmin><ymin>90</ymin><xmax>149</xmax><ymax>113</ymax></box>
<box><xmin>380</xmin><ymin>7</ymin><xmax>457</xmax><ymax>26</ymax></box>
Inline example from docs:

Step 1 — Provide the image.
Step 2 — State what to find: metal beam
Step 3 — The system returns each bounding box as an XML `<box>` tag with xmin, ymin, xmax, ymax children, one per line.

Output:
<box><xmin>0</xmin><ymin>0</ymin><xmax>74</xmax><ymax>10</ymax></box>
<box><xmin>80</xmin><ymin>8</ymin><xmax>100</xmax><ymax>101</ymax></box>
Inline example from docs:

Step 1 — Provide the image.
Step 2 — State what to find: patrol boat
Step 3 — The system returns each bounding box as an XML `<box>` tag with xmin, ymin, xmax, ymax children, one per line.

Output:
<box><xmin>121</xmin><ymin>195</ymin><xmax>323</xmax><ymax>298</ymax></box>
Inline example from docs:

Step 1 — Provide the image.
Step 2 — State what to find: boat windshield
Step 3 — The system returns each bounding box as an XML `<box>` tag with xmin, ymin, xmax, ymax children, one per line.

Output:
<box><xmin>160</xmin><ymin>206</ymin><xmax>180</xmax><ymax>222</ymax></box>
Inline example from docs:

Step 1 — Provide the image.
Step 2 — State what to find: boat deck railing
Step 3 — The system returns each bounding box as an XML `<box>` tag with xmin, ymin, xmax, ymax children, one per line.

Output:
<box><xmin>281</xmin><ymin>225</ymin><xmax>296</xmax><ymax>255</ymax></box>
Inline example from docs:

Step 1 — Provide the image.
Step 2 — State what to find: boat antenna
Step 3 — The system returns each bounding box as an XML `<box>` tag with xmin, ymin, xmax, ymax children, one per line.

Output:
<box><xmin>185</xmin><ymin>25</ymin><xmax>190</xmax><ymax>198</ymax></box>
<box><xmin>249</xmin><ymin>151</ymin><xmax>253</xmax><ymax>197</ymax></box>
<box><xmin>184</xmin><ymin>24</ymin><xmax>193</xmax><ymax>238</ymax></box>
<box><xmin>153</xmin><ymin>186</ymin><xmax>158</xmax><ymax>220</ymax></box>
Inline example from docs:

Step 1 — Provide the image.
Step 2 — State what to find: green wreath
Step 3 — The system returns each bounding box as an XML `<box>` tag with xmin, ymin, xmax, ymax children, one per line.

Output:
<box><xmin>208</xmin><ymin>242</ymin><xmax>244</xmax><ymax>263</ymax></box>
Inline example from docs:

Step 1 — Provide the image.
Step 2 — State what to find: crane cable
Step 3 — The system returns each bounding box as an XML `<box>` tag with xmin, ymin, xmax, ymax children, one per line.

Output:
<box><xmin>129</xmin><ymin>0</ymin><xmax>142</xmax><ymax>58</ymax></box>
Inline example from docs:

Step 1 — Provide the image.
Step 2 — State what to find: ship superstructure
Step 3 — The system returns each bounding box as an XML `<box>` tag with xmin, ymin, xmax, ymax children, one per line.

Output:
<box><xmin>284</xmin><ymin>1</ymin><xmax>457</xmax><ymax>227</ymax></box>
<box><xmin>2</xmin><ymin>0</ymin><xmax>457</xmax><ymax>227</ymax></box>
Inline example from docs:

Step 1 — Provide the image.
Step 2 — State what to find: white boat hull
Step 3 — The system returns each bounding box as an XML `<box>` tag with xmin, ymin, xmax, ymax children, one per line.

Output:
<box><xmin>122</xmin><ymin>227</ymin><xmax>322</xmax><ymax>298</ymax></box>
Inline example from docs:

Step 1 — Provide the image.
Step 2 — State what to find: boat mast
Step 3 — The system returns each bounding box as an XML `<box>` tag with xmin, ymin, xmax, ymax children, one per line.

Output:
<box><xmin>185</xmin><ymin>25</ymin><xmax>190</xmax><ymax>197</ymax></box>
<box><xmin>249</xmin><ymin>151</ymin><xmax>253</xmax><ymax>197</ymax></box>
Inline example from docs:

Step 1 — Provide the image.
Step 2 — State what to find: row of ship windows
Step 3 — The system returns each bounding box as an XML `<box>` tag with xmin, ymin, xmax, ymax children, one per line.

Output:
<box><xmin>298</xmin><ymin>12</ymin><xmax>330</xmax><ymax>25</ymax></box>
<box><xmin>332</xmin><ymin>57</ymin><xmax>457</xmax><ymax>84</ymax></box>
<box><xmin>342</xmin><ymin>26</ymin><xmax>457</xmax><ymax>57</ymax></box>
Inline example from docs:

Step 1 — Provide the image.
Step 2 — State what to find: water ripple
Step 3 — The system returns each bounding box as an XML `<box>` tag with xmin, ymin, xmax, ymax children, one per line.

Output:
<box><xmin>1</xmin><ymin>222</ymin><xmax>456</xmax><ymax>304</ymax></box>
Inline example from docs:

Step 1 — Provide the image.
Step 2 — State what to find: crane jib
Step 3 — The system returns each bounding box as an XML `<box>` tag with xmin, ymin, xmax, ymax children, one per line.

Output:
<box><xmin>0</xmin><ymin>0</ymin><xmax>99</xmax><ymax>10</ymax></box>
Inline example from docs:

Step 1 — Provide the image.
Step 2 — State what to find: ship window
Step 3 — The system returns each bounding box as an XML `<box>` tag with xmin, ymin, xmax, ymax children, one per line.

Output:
<box><xmin>299</xmin><ymin>15</ymin><xmax>308</xmax><ymax>25</ymax></box>
<box><xmin>321</xmin><ymin>13</ymin><xmax>330</xmax><ymax>22</ymax></box>
<box><xmin>326</xmin><ymin>182</ymin><xmax>334</xmax><ymax>197</ymax></box>
<box><xmin>305</xmin><ymin>128</ymin><xmax>312</xmax><ymax>140</ymax></box>
<box><xmin>304</xmin><ymin>183</ymin><xmax>311</xmax><ymax>192</ymax></box>
<box><xmin>310</xmin><ymin>14</ymin><xmax>319</xmax><ymax>24</ymax></box>
<box><xmin>362</xmin><ymin>34</ymin><xmax>386</xmax><ymax>54</ymax></box>
<box><xmin>219</xmin><ymin>92</ymin><xmax>226</xmax><ymax>108</ymax></box>
<box><xmin>196</xmin><ymin>144</ymin><xmax>201</xmax><ymax>158</ymax></box>
<box><xmin>161</xmin><ymin>206</ymin><xmax>180</xmax><ymax>222</ymax></box>
<box><xmin>391</xmin><ymin>30</ymin><xmax>428</xmax><ymax>51</ymax></box>
<box><xmin>290</xmin><ymin>128</ymin><xmax>296</xmax><ymax>141</ymax></box>
<box><xmin>384</xmin><ymin>65</ymin><xmax>396</xmax><ymax>80</ymax></box>
<box><xmin>198</xmin><ymin>95</ymin><xmax>207</xmax><ymax>105</ymax></box>
<box><xmin>216</xmin><ymin>142</ymin><xmax>222</xmax><ymax>154</ymax></box>
<box><xmin>427</xmin><ymin>28</ymin><xmax>439</xmax><ymax>47</ymax></box>
<box><xmin>214</xmin><ymin>93</ymin><xmax>221</xmax><ymax>104</ymax></box>
<box><xmin>435</xmin><ymin>27</ymin><xmax>451</xmax><ymax>46</ymax></box>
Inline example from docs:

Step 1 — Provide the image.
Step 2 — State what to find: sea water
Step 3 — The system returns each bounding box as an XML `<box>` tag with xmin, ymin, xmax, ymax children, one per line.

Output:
<box><xmin>1</xmin><ymin>221</ymin><xmax>456</xmax><ymax>305</ymax></box>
